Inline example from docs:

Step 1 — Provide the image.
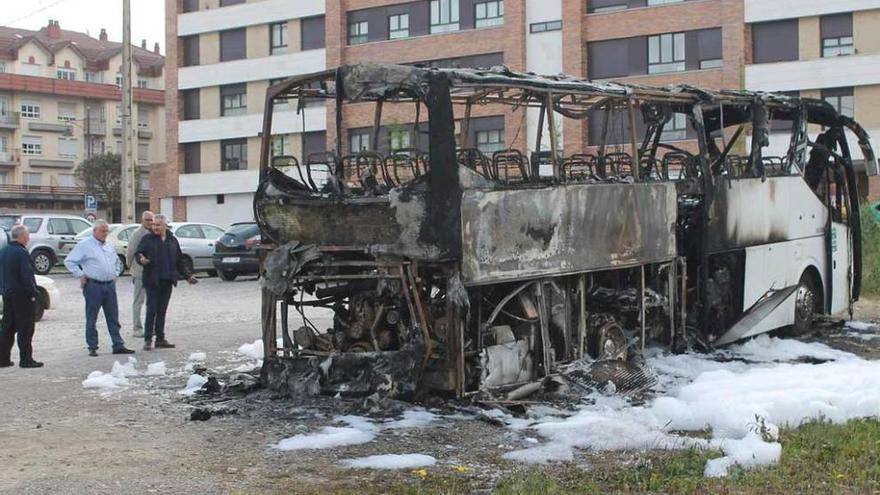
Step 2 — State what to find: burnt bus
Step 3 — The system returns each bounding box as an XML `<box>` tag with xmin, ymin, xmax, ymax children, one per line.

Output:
<box><xmin>254</xmin><ymin>64</ymin><xmax>877</xmax><ymax>398</ymax></box>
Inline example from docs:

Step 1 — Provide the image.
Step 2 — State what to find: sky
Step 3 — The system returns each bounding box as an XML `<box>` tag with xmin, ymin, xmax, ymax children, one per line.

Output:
<box><xmin>0</xmin><ymin>0</ymin><xmax>166</xmax><ymax>54</ymax></box>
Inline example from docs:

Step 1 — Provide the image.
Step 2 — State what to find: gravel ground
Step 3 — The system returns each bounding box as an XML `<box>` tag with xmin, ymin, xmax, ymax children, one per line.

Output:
<box><xmin>1</xmin><ymin>273</ymin><xmax>878</xmax><ymax>494</ymax></box>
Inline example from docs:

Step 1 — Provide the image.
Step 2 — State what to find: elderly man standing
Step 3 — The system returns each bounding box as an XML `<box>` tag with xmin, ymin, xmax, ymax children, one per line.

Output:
<box><xmin>0</xmin><ymin>225</ymin><xmax>43</xmax><ymax>368</ymax></box>
<box><xmin>65</xmin><ymin>220</ymin><xmax>135</xmax><ymax>356</ymax></box>
<box><xmin>136</xmin><ymin>214</ymin><xmax>197</xmax><ymax>350</ymax></box>
<box><xmin>126</xmin><ymin>211</ymin><xmax>153</xmax><ymax>338</ymax></box>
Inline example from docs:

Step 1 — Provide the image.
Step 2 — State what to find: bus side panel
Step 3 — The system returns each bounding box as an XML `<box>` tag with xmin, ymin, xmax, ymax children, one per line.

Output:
<box><xmin>706</xmin><ymin>176</ymin><xmax>828</xmax><ymax>253</ymax></box>
<box><xmin>742</xmin><ymin>236</ymin><xmax>826</xmax><ymax>321</ymax></box>
<box><xmin>831</xmin><ymin>222</ymin><xmax>852</xmax><ymax>315</ymax></box>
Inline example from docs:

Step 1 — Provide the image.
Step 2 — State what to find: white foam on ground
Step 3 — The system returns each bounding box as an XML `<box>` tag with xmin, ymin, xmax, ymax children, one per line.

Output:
<box><xmin>846</xmin><ymin>321</ymin><xmax>877</xmax><ymax>332</ymax></box>
<box><xmin>188</xmin><ymin>352</ymin><xmax>207</xmax><ymax>362</ymax></box>
<box><xmin>340</xmin><ymin>453</ymin><xmax>437</xmax><ymax>470</ymax></box>
<box><xmin>178</xmin><ymin>374</ymin><xmax>208</xmax><ymax>396</ymax></box>
<box><xmin>236</xmin><ymin>339</ymin><xmax>285</xmax><ymax>360</ymax></box>
<box><xmin>110</xmin><ymin>357</ymin><xmax>140</xmax><ymax>378</ymax></box>
<box><xmin>384</xmin><ymin>408</ymin><xmax>439</xmax><ymax>429</ymax></box>
<box><xmin>144</xmin><ymin>361</ymin><xmax>167</xmax><ymax>376</ymax></box>
<box><xmin>504</xmin><ymin>337</ymin><xmax>880</xmax><ymax>477</ymax></box>
<box><xmin>274</xmin><ymin>416</ymin><xmax>377</xmax><ymax>451</ymax></box>
<box><xmin>82</xmin><ymin>370</ymin><xmax>129</xmax><ymax>389</ymax></box>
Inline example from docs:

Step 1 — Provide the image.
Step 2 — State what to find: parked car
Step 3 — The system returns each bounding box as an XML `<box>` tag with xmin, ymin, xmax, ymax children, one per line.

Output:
<box><xmin>75</xmin><ymin>223</ymin><xmax>136</xmax><ymax>277</ymax></box>
<box><xmin>0</xmin><ymin>213</ymin><xmax>93</xmax><ymax>275</ymax></box>
<box><xmin>0</xmin><ymin>229</ymin><xmax>59</xmax><ymax>321</ymax></box>
<box><xmin>168</xmin><ymin>222</ymin><xmax>226</xmax><ymax>276</ymax></box>
<box><xmin>212</xmin><ymin>222</ymin><xmax>261</xmax><ymax>281</ymax></box>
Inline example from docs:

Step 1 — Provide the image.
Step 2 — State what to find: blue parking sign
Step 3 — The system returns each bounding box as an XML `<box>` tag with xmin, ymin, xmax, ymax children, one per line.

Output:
<box><xmin>84</xmin><ymin>194</ymin><xmax>98</xmax><ymax>210</ymax></box>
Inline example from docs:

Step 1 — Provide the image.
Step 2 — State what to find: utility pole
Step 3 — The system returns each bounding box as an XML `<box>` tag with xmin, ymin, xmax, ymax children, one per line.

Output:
<box><xmin>120</xmin><ymin>0</ymin><xmax>137</xmax><ymax>223</ymax></box>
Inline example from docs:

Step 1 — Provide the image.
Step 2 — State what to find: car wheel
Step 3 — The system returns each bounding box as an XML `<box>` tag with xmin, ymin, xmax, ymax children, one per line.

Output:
<box><xmin>117</xmin><ymin>255</ymin><xmax>127</xmax><ymax>277</ymax></box>
<box><xmin>219</xmin><ymin>270</ymin><xmax>238</xmax><ymax>281</ymax></box>
<box><xmin>34</xmin><ymin>292</ymin><xmax>46</xmax><ymax>322</ymax></box>
<box><xmin>207</xmin><ymin>269</ymin><xmax>218</xmax><ymax>278</ymax></box>
<box><xmin>785</xmin><ymin>272</ymin><xmax>817</xmax><ymax>337</ymax></box>
<box><xmin>32</xmin><ymin>250</ymin><xmax>54</xmax><ymax>275</ymax></box>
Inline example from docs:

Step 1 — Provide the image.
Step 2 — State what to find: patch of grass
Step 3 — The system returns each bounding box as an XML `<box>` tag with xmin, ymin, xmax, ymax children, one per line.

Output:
<box><xmin>494</xmin><ymin>418</ymin><xmax>880</xmax><ymax>494</ymax></box>
<box><xmin>861</xmin><ymin>205</ymin><xmax>880</xmax><ymax>297</ymax></box>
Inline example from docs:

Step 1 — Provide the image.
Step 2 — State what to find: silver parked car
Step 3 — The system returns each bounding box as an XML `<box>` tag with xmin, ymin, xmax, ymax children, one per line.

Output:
<box><xmin>168</xmin><ymin>222</ymin><xmax>226</xmax><ymax>275</ymax></box>
<box><xmin>0</xmin><ymin>213</ymin><xmax>92</xmax><ymax>275</ymax></box>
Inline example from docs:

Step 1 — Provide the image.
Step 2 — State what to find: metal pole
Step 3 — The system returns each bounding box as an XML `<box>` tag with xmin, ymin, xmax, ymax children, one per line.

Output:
<box><xmin>120</xmin><ymin>0</ymin><xmax>136</xmax><ymax>223</ymax></box>
<box><xmin>639</xmin><ymin>265</ymin><xmax>646</xmax><ymax>352</ymax></box>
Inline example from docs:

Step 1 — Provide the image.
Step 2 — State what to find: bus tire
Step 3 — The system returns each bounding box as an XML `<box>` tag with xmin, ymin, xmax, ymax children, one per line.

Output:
<box><xmin>786</xmin><ymin>272</ymin><xmax>817</xmax><ymax>336</ymax></box>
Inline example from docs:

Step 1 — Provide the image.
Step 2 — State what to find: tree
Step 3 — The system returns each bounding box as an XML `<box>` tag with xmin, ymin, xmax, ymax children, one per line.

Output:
<box><xmin>74</xmin><ymin>153</ymin><xmax>141</xmax><ymax>222</ymax></box>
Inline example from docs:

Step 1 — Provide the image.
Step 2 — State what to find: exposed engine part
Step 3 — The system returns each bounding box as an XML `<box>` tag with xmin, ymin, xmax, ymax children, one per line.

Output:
<box><xmin>586</xmin><ymin>313</ymin><xmax>629</xmax><ymax>361</ymax></box>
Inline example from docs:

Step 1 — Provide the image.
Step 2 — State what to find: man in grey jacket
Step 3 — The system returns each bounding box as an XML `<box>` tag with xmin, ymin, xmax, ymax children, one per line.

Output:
<box><xmin>126</xmin><ymin>211</ymin><xmax>153</xmax><ymax>337</ymax></box>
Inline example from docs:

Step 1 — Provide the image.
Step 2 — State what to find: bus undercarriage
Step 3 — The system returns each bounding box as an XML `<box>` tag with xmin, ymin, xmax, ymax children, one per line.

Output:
<box><xmin>254</xmin><ymin>64</ymin><xmax>878</xmax><ymax>399</ymax></box>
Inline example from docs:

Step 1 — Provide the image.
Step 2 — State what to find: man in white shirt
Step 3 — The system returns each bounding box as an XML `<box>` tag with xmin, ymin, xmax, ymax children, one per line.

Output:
<box><xmin>64</xmin><ymin>220</ymin><xmax>135</xmax><ymax>357</ymax></box>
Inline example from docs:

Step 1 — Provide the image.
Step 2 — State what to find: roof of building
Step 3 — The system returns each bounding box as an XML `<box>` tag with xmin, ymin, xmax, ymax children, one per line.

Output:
<box><xmin>0</xmin><ymin>20</ymin><xmax>163</xmax><ymax>76</ymax></box>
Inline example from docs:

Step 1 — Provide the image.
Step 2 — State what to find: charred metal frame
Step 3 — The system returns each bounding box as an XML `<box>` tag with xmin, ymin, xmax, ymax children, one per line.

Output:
<box><xmin>254</xmin><ymin>64</ymin><xmax>878</xmax><ymax>399</ymax></box>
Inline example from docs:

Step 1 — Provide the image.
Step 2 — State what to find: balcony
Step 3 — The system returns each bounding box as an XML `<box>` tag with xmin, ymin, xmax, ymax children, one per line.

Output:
<box><xmin>0</xmin><ymin>149</ymin><xmax>19</xmax><ymax>166</ymax></box>
<box><xmin>0</xmin><ymin>111</ymin><xmax>20</xmax><ymax>129</ymax></box>
<box><xmin>0</xmin><ymin>184</ymin><xmax>150</xmax><ymax>200</ymax></box>
<box><xmin>84</xmin><ymin>117</ymin><xmax>107</xmax><ymax>136</ymax></box>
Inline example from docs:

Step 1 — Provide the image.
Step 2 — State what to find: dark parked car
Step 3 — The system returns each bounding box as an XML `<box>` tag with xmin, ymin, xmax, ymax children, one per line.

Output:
<box><xmin>212</xmin><ymin>222</ymin><xmax>261</xmax><ymax>281</ymax></box>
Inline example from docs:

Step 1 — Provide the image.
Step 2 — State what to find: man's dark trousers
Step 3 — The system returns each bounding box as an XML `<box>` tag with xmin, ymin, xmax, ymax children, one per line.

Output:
<box><xmin>144</xmin><ymin>280</ymin><xmax>173</xmax><ymax>342</ymax></box>
<box><xmin>1</xmin><ymin>294</ymin><xmax>35</xmax><ymax>364</ymax></box>
<box><xmin>84</xmin><ymin>280</ymin><xmax>125</xmax><ymax>351</ymax></box>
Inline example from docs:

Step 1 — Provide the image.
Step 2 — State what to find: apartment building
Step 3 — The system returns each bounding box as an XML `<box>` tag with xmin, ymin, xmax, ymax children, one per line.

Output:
<box><xmin>0</xmin><ymin>20</ymin><xmax>165</xmax><ymax>215</ymax></box>
<box><xmin>160</xmin><ymin>0</ymin><xmax>879</xmax><ymax>225</ymax></box>
<box><xmin>160</xmin><ymin>0</ymin><xmax>326</xmax><ymax>226</ymax></box>
<box><xmin>744</xmin><ymin>0</ymin><xmax>880</xmax><ymax>198</ymax></box>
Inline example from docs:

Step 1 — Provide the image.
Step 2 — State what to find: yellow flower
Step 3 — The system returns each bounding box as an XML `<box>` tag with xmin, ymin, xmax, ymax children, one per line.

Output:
<box><xmin>413</xmin><ymin>469</ymin><xmax>429</xmax><ymax>480</ymax></box>
<box><xmin>454</xmin><ymin>466</ymin><xmax>469</xmax><ymax>473</ymax></box>
<box><xmin>835</xmin><ymin>473</ymin><xmax>846</xmax><ymax>480</ymax></box>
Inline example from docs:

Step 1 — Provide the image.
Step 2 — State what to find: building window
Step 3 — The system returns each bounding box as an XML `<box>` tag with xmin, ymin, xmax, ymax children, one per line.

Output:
<box><xmin>182</xmin><ymin>35</ymin><xmax>200</xmax><ymax>67</ymax></box>
<box><xmin>57</xmin><ymin>174</ymin><xmax>76</xmax><ymax>187</ymax></box>
<box><xmin>821</xmin><ymin>13</ymin><xmax>854</xmax><ymax>58</ymax></box>
<box><xmin>23</xmin><ymin>172</ymin><xmax>42</xmax><ymax>187</ymax></box>
<box><xmin>0</xmin><ymin>62</ymin><xmax>7</xmax><ymax>73</ymax></box>
<box><xmin>138</xmin><ymin>142</ymin><xmax>150</xmax><ymax>163</ymax></box>
<box><xmin>57</xmin><ymin>68</ymin><xmax>76</xmax><ymax>81</ymax></box>
<box><xmin>220</xmin><ymin>84</ymin><xmax>247</xmax><ymax>116</ymax></box>
<box><xmin>588</xmin><ymin>0</ymin><xmax>627</xmax><ymax>13</ymax></box>
<box><xmin>349</xmin><ymin>21</ymin><xmax>368</xmax><ymax>45</ymax></box>
<box><xmin>301</xmin><ymin>16</ymin><xmax>326</xmax><ymax>50</ymax></box>
<box><xmin>59</xmin><ymin>138</ymin><xmax>79</xmax><ymax>158</ymax></box>
<box><xmin>271</xmin><ymin>135</ymin><xmax>291</xmax><ymax>157</ymax></box>
<box><xmin>430</xmin><ymin>0</ymin><xmax>460</xmax><ymax>34</ymax></box>
<box><xmin>476</xmin><ymin>129</ymin><xmax>505</xmax><ymax>154</ymax></box>
<box><xmin>752</xmin><ymin>19</ymin><xmax>799</xmax><ymax>64</ymax></box>
<box><xmin>182</xmin><ymin>0</ymin><xmax>198</xmax><ymax>13</ymax></box>
<box><xmin>58</xmin><ymin>102</ymin><xmax>77</xmax><ymax>122</ymax></box>
<box><xmin>270</xmin><ymin>22</ymin><xmax>288</xmax><ymax>55</ymax></box>
<box><xmin>116</xmin><ymin>74</ymin><xmax>123</xmax><ymax>87</ymax></box>
<box><xmin>181</xmin><ymin>89</ymin><xmax>200</xmax><ymax>120</ymax></box>
<box><xmin>221</xmin><ymin>138</ymin><xmax>247</xmax><ymax>170</ymax></box>
<box><xmin>22</xmin><ymin>136</ymin><xmax>42</xmax><ymax>156</ymax></box>
<box><xmin>84</xmin><ymin>71</ymin><xmax>102</xmax><ymax>83</ymax></box>
<box><xmin>389</xmin><ymin>129</ymin><xmax>411</xmax><ymax>151</ymax></box>
<box><xmin>389</xmin><ymin>14</ymin><xmax>409</xmax><ymax>40</ymax></box>
<box><xmin>137</xmin><ymin>79</ymin><xmax>148</xmax><ymax>88</ymax></box>
<box><xmin>220</xmin><ymin>28</ymin><xmax>247</xmax><ymax>62</ymax></box>
<box><xmin>475</xmin><ymin>1</ymin><xmax>504</xmax><ymax>28</ymax></box>
<box><xmin>660</xmin><ymin>113</ymin><xmax>687</xmax><ymax>142</ymax></box>
<box><xmin>822</xmin><ymin>87</ymin><xmax>854</xmax><ymax>118</ymax></box>
<box><xmin>183</xmin><ymin>142</ymin><xmax>200</xmax><ymax>173</ymax></box>
<box><xmin>648</xmin><ymin>32</ymin><xmax>685</xmax><ymax>74</ymax></box>
<box><xmin>350</xmin><ymin>130</ymin><xmax>371</xmax><ymax>153</ymax></box>
<box><xmin>530</xmin><ymin>20</ymin><xmax>561</xmax><ymax>33</ymax></box>
<box><xmin>20</xmin><ymin>102</ymin><xmax>41</xmax><ymax>120</ymax></box>
<box><xmin>697</xmin><ymin>27</ymin><xmax>723</xmax><ymax>69</ymax></box>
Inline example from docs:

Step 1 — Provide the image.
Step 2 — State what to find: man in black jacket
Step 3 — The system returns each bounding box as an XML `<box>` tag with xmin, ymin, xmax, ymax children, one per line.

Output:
<box><xmin>135</xmin><ymin>215</ymin><xmax>197</xmax><ymax>351</ymax></box>
<box><xmin>0</xmin><ymin>225</ymin><xmax>43</xmax><ymax>368</ymax></box>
